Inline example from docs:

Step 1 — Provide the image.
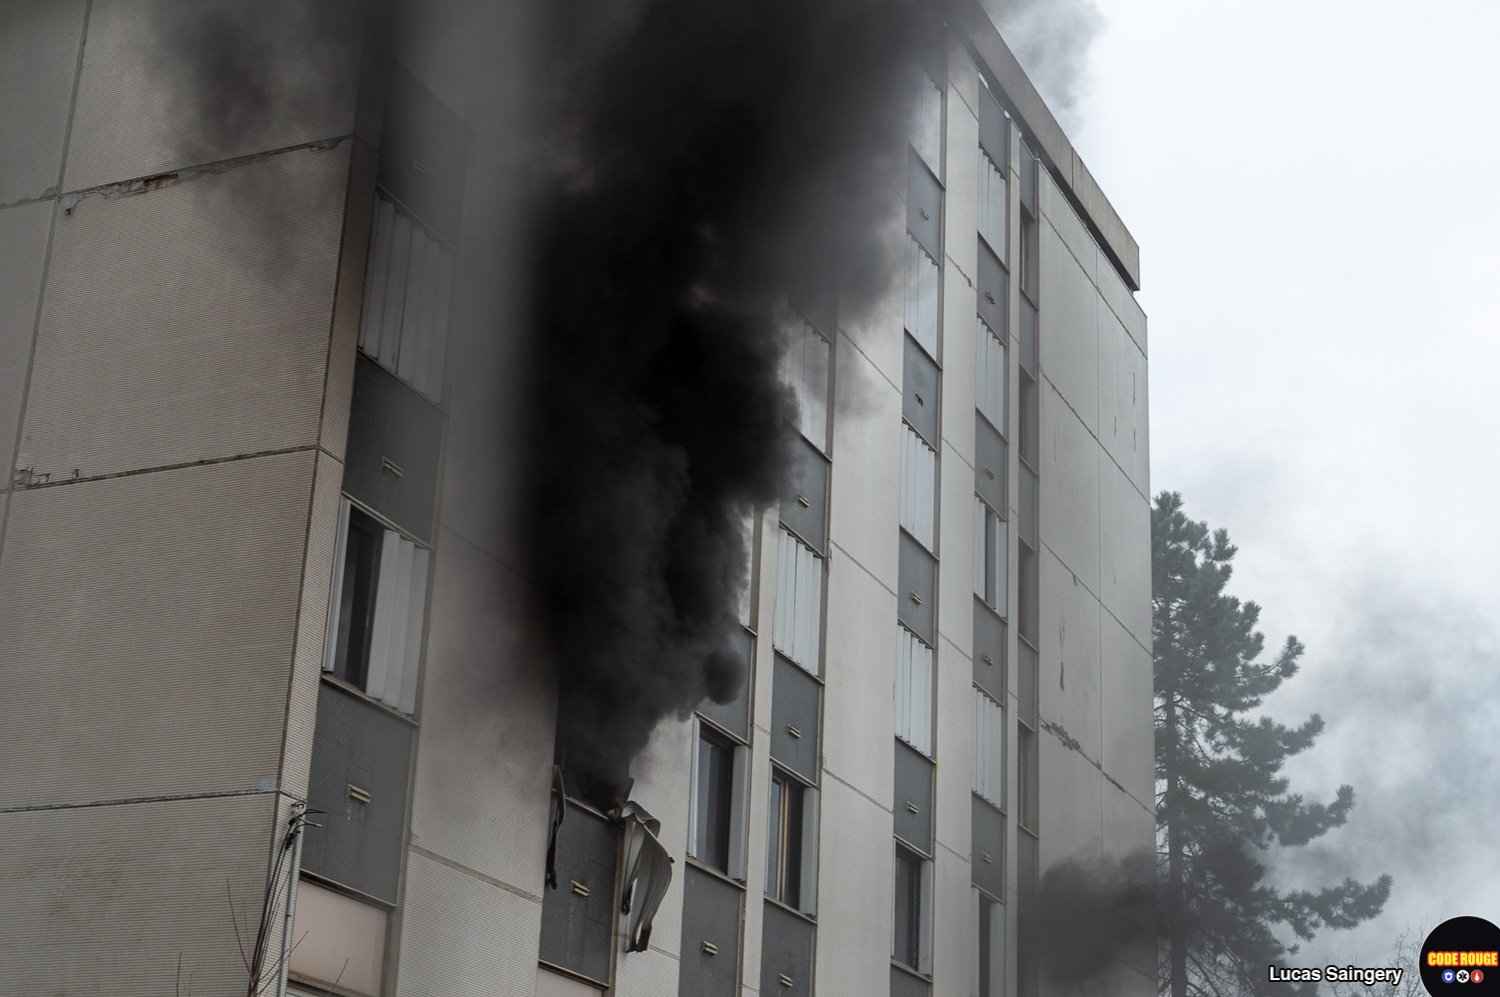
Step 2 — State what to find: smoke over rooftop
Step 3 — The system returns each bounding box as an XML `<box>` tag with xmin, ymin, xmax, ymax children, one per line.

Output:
<box><xmin>981</xmin><ymin>0</ymin><xmax>1102</xmax><ymax>127</ymax></box>
<box><xmin>526</xmin><ymin>0</ymin><xmax>931</xmax><ymax>805</ymax></box>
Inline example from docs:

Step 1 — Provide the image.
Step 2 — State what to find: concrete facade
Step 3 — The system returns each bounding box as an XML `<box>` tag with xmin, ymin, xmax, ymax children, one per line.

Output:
<box><xmin>0</xmin><ymin>3</ymin><xmax>1151</xmax><ymax>997</ymax></box>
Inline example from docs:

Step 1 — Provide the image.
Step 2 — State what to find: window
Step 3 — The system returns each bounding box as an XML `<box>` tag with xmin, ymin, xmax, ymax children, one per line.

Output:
<box><xmin>893</xmin><ymin>844</ymin><xmax>932</xmax><ymax>974</ymax></box>
<box><xmin>325</xmin><ymin>499</ymin><xmax>430</xmax><ymax>714</ymax></box>
<box><xmin>975</xmin><ymin>319</ymin><xmax>1006</xmax><ymax>433</ymax></box>
<box><xmin>900</xmin><ymin>425</ymin><xmax>937</xmax><ymax>551</ymax></box>
<box><xmin>895</xmin><ymin>627</ymin><xmax>934</xmax><ymax>756</ymax></box>
<box><xmin>773</xmin><ymin>528</ymin><xmax>823</xmax><ymax>673</ymax></box>
<box><xmin>1017</xmin><ymin>539</ymin><xmax>1038</xmax><ymax>645</ymax></box>
<box><xmin>972</xmin><ymin>888</ymin><xmax>1005</xmax><ymax>997</ymax></box>
<box><xmin>979</xmin><ymin>151</ymin><xmax>1008</xmax><ymax>262</ymax></box>
<box><xmin>783</xmin><ymin>314</ymin><xmax>832</xmax><ymax>453</ymax></box>
<box><xmin>973</xmin><ymin>498</ymin><xmax>1007</xmax><ymax>615</ymax></box>
<box><xmin>1017</xmin><ymin>724</ymin><xmax>1038</xmax><ymax>832</ymax></box>
<box><xmin>359</xmin><ymin>194</ymin><xmax>454</xmax><ymax>403</ymax></box>
<box><xmin>1019</xmin><ymin>207</ymin><xmax>1038</xmax><ymax>300</ymax></box>
<box><xmin>972</xmin><ymin>689</ymin><xmax>1005</xmax><ymax>808</ymax></box>
<box><xmin>904</xmin><ymin>237</ymin><xmax>941</xmax><ymax>360</ymax></box>
<box><xmin>691</xmin><ymin>722</ymin><xmax>747</xmax><ymax>876</ymax></box>
<box><xmin>766</xmin><ymin>768</ymin><xmax>818</xmax><ymax>913</ymax></box>
<box><xmin>912</xmin><ymin>75</ymin><xmax>942</xmax><ymax>172</ymax></box>
<box><xmin>1018</xmin><ymin>368</ymin><xmax>1038</xmax><ymax>468</ymax></box>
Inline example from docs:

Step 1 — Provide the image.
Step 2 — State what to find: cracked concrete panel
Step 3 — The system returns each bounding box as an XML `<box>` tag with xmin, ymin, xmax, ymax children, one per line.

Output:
<box><xmin>1036</xmin><ymin>729</ymin><xmax>1103</xmax><ymax>870</ymax></box>
<box><xmin>0</xmin><ymin>202</ymin><xmax>53</xmax><ymax>463</ymax></box>
<box><xmin>1038</xmin><ymin>546</ymin><xmax>1102</xmax><ymax>763</ymax></box>
<box><xmin>0</xmin><ymin>1</ymin><xmax>86</xmax><ymax>206</ymax></box>
<box><xmin>1038</xmin><ymin>208</ymin><xmax>1099</xmax><ymax>435</ymax></box>
<box><xmin>1097</xmin><ymin>300</ymin><xmax>1150</xmax><ymax>495</ymax></box>
<box><xmin>63</xmin><ymin>0</ymin><xmax>363</xmax><ymax>191</ymax></box>
<box><xmin>0</xmin><ymin>793</ymin><xmax>281</xmax><ymax>997</ymax></box>
<box><xmin>0</xmin><ymin>451</ymin><xmax>314</xmax><ymax>809</ymax></box>
<box><xmin>20</xmin><ymin>144</ymin><xmax>349</xmax><ymax>482</ymax></box>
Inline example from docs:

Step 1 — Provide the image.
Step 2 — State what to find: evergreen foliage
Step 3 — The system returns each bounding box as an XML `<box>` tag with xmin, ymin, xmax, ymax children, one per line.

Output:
<box><xmin>1153</xmin><ymin>492</ymin><xmax>1391</xmax><ymax>997</ymax></box>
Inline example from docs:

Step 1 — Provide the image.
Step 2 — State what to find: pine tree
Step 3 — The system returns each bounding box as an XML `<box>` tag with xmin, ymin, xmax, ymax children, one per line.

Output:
<box><xmin>1153</xmin><ymin>492</ymin><xmax>1391</xmax><ymax>997</ymax></box>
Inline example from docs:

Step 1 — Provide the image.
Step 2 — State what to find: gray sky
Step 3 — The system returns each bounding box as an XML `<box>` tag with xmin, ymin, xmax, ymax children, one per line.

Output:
<box><xmin>1048</xmin><ymin>0</ymin><xmax>1500</xmax><ymax>970</ymax></box>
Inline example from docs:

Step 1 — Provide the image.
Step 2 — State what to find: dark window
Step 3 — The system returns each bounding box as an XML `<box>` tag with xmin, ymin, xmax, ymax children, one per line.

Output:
<box><xmin>975</xmin><ymin>889</ymin><xmax>1005</xmax><ymax>997</ymax></box>
<box><xmin>1018</xmin><ymin>724</ymin><xmax>1038</xmax><ymax>832</ymax></box>
<box><xmin>694</xmin><ymin>729</ymin><xmax>736</xmax><ymax>873</ymax></box>
<box><xmin>893</xmin><ymin>845</ymin><xmax>925</xmax><ymax>970</ymax></box>
<box><xmin>1018</xmin><ymin>539</ymin><xmax>1039</xmax><ymax>644</ymax></box>
<box><xmin>1019</xmin><ymin>207</ymin><xmax>1038</xmax><ymax>298</ymax></box>
<box><xmin>766</xmin><ymin>768</ymin><xmax>806</xmax><ymax>909</ymax></box>
<box><xmin>330</xmin><ymin>506</ymin><xmax>384</xmax><ymax>688</ymax></box>
<box><xmin>1018</xmin><ymin>368</ymin><xmax>1039</xmax><ymax>469</ymax></box>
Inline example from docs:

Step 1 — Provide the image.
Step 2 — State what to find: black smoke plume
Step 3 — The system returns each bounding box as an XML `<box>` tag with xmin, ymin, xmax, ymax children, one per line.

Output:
<box><xmin>1033</xmin><ymin>849</ymin><xmax>1156</xmax><ymax>990</ymax></box>
<box><xmin>526</xmin><ymin>0</ymin><xmax>930</xmax><ymax>805</ymax></box>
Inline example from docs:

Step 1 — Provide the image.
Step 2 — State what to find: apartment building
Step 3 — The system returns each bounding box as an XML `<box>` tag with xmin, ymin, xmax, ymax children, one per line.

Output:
<box><xmin>0</xmin><ymin>2</ymin><xmax>1151</xmax><ymax>995</ymax></box>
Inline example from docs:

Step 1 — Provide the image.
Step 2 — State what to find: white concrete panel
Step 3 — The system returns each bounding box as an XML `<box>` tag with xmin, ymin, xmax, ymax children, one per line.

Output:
<box><xmin>1094</xmin><ymin>246</ymin><xmax>1148</xmax><ymax>358</ymax></box>
<box><xmin>1098</xmin><ymin>454</ymin><xmax>1151</xmax><ymax>650</ymax></box>
<box><xmin>22</xmin><ymin>144</ymin><xmax>348</xmax><ymax>481</ymax></box>
<box><xmin>63</xmin><ymin>0</ymin><xmax>363</xmax><ymax>190</ymax></box>
<box><xmin>1096</xmin><ymin>301</ymin><xmax>1150</xmax><ymax>495</ymax></box>
<box><xmin>614</xmin><ymin>946</ymin><xmax>682</xmax><ymax>997</ymax></box>
<box><xmin>937</xmin><ymin>447</ymin><xmax>976</xmax><ymax>643</ymax></box>
<box><xmin>931</xmin><ymin>845</ymin><xmax>974</xmax><ymax>997</ymax></box>
<box><xmin>0</xmin><ymin>202</ymin><xmax>52</xmax><ymax>458</ymax></box>
<box><xmin>1036</xmin><ymin>734</ymin><xmax>1103</xmax><ymax>871</ymax></box>
<box><xmin>289</xmin><ymin>878</ymin><xmax>388</xmax><ymax>997</ymax></box>
<box><xmin>537</xmin><ymin>967</ymin><xmax>597</xmax><ymax>997</ymax></box>
<box><xmin>1100</xmin><ymin>612</ymin><xmax>1154</xmax><ymax>811</ymax></box>
<box><xmin>1039</xmin><ymin>173</ymin><xmax>1098</xmax><ymax>287</ymax></box>
<box><xmin>1037</xmin><ymin>223</ymin><xmax>1099</xmax><ymax>434</ymax></box>
<box><xmin>1038</xmin><ymin>548</ymin><xmax>1102</xmax><ymax>764</ymax></box>
<box><xmin>407</xmin><ymin>528</ymin><xmax>555</xmax><ymax>896</ymax></box>
<box><xmin>838</xmin><ymin>186</ymin><xmax>906</xmax><ymax>393</ymax></box>
<box><xmin>941</xmin><ymin>92</ymin><xmax>981</xmax><ymax>287</ymax></box>
<box><xmin>939</xmin><ymin>277</ymin><xmax>978</xmax><ymax>469</ymax></box>
<box><xmin>1102</xmin><ymin>781</ymin><xmax>1157</xmax><ymax>982</ymax></box>
<box><xmin>828</xmin><ymin>344</ymin><xmax>901</xmax><ymax>590</ymax></box>
<box><xmin>0</xmin><ymin>451</ymin><xmax>314</xmax><ymax>808</ymax></box>
<box><xmin>396</xmin><ymin>850</ymin><xmax>543</xmax><ymax>997</ymax></box>
<box><xmin>934</xmin><ymin>638</ymin><xmax>976</xmax><ymax>856</ymax></box>
<box><xmin>812</xmin><ymin>777</ymin><xmax>892</xmax><ymax>995</ymax></box>
<box><xmin>822</xmin><ymin>553</ymin><xmax>898</xmax><ymax>803</ymax></box>
<box><xmin>0</xmin><ymin>2</ymin><xmax>85</xmax><ymax>204</ymax></box>
<box><xmin>0</xmin><ymin>793</ymin><xmax>281</xmax><ymax>996</ymax></box>
<box><xmin>1038</xmin><ymin>388</ymin><xmax>1100</xmax><ymax>590</ymax></box>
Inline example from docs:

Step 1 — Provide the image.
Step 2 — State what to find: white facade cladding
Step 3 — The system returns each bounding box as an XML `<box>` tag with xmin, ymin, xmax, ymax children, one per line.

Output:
<box><xmin>0</xmin><ymin>3</ymin><xmax>1150</xmax><ymax>997</ymax></box>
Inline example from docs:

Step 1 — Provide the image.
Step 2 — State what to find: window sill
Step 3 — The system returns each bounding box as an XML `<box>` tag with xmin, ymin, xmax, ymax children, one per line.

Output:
<box><xmin>319</xmin><ymin>674</ymin><xmax>419</xmax><ymax>728</ymax></box>
<box><xmin>763</xmin><ymin>895</ymin><xmax>817</xmax><ymax>924</ymax></box>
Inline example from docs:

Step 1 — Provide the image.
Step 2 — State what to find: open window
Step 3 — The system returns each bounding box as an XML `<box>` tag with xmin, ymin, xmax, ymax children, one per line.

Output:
<box><xmin>892</xmin><ymin>843</ymin><xmax>933</xmax><ymax>976</ymax></box>
<box><xmin>972</xmin><ymin>887</ymin><xmax>1006</xmax><ymax>997</ymax></box>
<box><xmin>689</xmin><ymin>720</ymin><xmax>750</xmax><ymax>879</ymax></box>
<box><xmin>766</xmin><ymin>767</ymin><xmax>819</xmax><ymax>916</ymax></box>
<box><xmin>324</xmin><ymin>499</ymin><xmax>429</xmax><ymax>715</ymax></box>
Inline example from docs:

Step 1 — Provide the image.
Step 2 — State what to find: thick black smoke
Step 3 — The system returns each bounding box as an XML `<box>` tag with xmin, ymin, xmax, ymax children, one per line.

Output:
<box><xmin>526</xmin><ymin>0</ymin><xmax>930</xmax><ymax>805</ymax></box>
<box><xmin>1034</xmin><ymin>849</ymin><xmax>1156</xmax><ymax>990</ymax></box>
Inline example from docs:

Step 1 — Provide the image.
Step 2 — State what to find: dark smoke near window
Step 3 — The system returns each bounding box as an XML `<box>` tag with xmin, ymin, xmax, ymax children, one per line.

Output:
<box><xmin>1034</xmin><ymin>849</ymin><xmax>1157</xmax><ymax>988</ymax></box>
<box><xmin>527</xmin><ymin>0</ymin><xmax>931</xmax><ymax>808</ymax></box>
<box><xmin>151</xmin><ymin>0</ymin><xmax>934</xmax><ymax>807</ymax></box>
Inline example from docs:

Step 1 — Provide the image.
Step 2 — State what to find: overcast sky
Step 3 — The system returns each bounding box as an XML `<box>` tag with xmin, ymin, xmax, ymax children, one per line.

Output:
<box><xmin>1038</xmin><ymin>0</ymin><xmax>1500</xmax><ymax>970</ymax></box>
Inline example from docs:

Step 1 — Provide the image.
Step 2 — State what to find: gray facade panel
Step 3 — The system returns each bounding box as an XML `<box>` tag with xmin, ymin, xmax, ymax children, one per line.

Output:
<box><xmin>539</xmin><ymin>803</ymin><xmax>619</xmax><ymax>985</ymax></box>
<box><xmin>0</xmin><ymin>794</ymin><xmax>280</xmax><ymax>996</ymax></box>
<box><xmin>771</xmin><ymin>654</ymin><xmax>821</xmax><ymax>783</ymax></box>
<box><xmin>898</xmin><ymin>532</ymin><xmax>937</xmax><ymax>644</ymax></box>
<box><xmin>974</xmin><ymin>414</ymin><xmax>1006</xmax><ymax>512</ymax></box>
<box><xmin>21</xmin><ymin>145</ymin><xmax>348</xmax><ymax>481</ymax></box>
<box><xmin>700</xmin><ymin>627</ymin><xmax>753</xmax><ymax>741</ymax></box>
<box><xmin>906</xmin><ymin>155</ymin><xmax>943</xmax><ymax>262</ymax></box>
<box><xmin>344</xmin><ymin>354</ymin><xmax>445</xmax><ymax>545</ymax></box>
<box><xmin>303</xmin><ymin>682</ymin><xmax>415</xmax><ymax>905</ymax></box>
<box><xmin>679</xmin><ymin>866</ymin><xmax>744</xmax><ymax>997</ymax></box>
<box><xmin>0</xmin><ymin>452</ymin><xmax>313</xmax><ymax>809</ymax></box>
<box><xmin>781</xmin><ymin>435</ymin><xmax>830</xmax><ymax>553</ymax></box>
<box><xmin>0</xmin><ymin>1</ymin><xmax>85</xmax><ymax>205</ymax></box>
<box><xmin>760</xmin><ymin>902</ymin><xmax>815</xmax><ymax>997</ymax></box>
<box><xmin>972</xmin><ymin>796</ymin><xmax>1005</xmax><ymax>897</ymax></box>
<box><xmin>62</xmin><ymin>0</ymin><xmax>363</xmax><ymax>191</ymax></box>
<box><xmin>978</xmin><ymin>86</ymin><xmax>1009</xmax><ymax>172</ymax></box>
<box><xmin>0</xmin><ymin>202</ymin><xmax>52</xmax><ymax>464</ymax></box>
<box><xmin>893</xmin><ymin>965</ymin><xmax>934</xmax><ymax>997</ymax></box>
<box><xmin>977</xmin><ymin>243</ymin><xmax>1007</xmax><ymax>334</ymax></box>
<box><xmin>378</xmin><ymin>63</ymin><xmax>470</xmax><ymax>247</ymax></box>
<box><xmin>1019</xmin><ymin>296</ymin><xmax>1038</xmax><ymax>374</ymax></box>
<box><xmin>893</xmin><ymin>741</ymin><xmax>934</xmax><ymax>854</ymax></box>
<box><xmin>972</xmin><ymin>601</ymin><xmax>1006</xmax><ymax>701</ymax></box>
<box><xmin>903</xmin><ymin>335</ymin><xmax>941</xmax><ymax>446</ymax></box>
